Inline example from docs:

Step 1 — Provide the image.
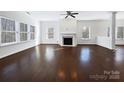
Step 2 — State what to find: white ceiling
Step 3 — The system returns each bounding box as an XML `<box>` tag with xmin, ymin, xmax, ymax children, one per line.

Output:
<box><xmin>28</xmin><ymin>11</ymin><xmax>124</xmax><ymax>21</ymax></box>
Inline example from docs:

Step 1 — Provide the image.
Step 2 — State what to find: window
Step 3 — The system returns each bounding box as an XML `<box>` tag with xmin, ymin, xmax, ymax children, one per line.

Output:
<box><xmin>1</xmin><ymin>18</ymin><xmax>16</xmax><ymax>44</ymax></box>
<box><xmin>82</xmin><ymin>26</ymin><xmax>90</xmax><ymax>39</ymax></box>
<box><xmin>20</xmin><ymin>23</ymin><xmax>28</xmax><ymax>41</ymax></box>
<box><xmin>48</xmin><ymin>28</ymin><xmax>54</xmax><ymax>39</ymax></box>
<box><xmin>0</xmin><ymin>16</ymin><xmax>36</xmax><ymax>46</ymax></box>
<box><xmin>117</xmin><ymin>26</ymin><xmax>124</xmax><ymax>39</ymax></box>
<box><xmin>30</xmin><ymin>25</ymin><xmax>35</xmax><ymax>40</ymax></box>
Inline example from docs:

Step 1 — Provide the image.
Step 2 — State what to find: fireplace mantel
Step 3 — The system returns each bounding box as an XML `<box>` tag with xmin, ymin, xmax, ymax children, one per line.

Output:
<box><xmin>60</xmin><ymin>32</ymin><xmax>76</xmax><ymax>35</ymax></box>
<box><xmin>59</xmin><ymin>32</ymin><xmax>77</xmax><ymax>47</ymax></box>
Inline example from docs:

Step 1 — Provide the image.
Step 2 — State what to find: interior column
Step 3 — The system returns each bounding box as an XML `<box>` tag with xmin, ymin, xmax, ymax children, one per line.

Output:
<box><xmin>110</xmin><ymin>12</ymin><xmax>117</xmax><ymax>50</ymax></box>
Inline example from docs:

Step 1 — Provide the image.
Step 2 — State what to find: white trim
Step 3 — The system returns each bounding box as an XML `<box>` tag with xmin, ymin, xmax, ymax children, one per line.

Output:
<box><xmin>0</xmin><ymin>16</ymin><xmax>15</xmax><ymax>21</ymax></box>
<box><xmin>30</xmin><ymin>25</ymin><xmax>36</xmax><ymax>41</ymax></box>
<box><xmin>27</xmin><ymin>24</ymin><xmax>30</xmax><ymax>41</ymax></box>
<box><xmin>61</xmin><ymin>45</ymin><xmax>76</xmax><ymax>47</ymax></box>
<box><xmin>60</xmin><ymin>33</ymin><xmax>77</xmax><ymax>47</ymax></box>
<box><xmin>81</xmin><ymin>38</ymin><xmax>91</xmax><ymax>40</ymax></box>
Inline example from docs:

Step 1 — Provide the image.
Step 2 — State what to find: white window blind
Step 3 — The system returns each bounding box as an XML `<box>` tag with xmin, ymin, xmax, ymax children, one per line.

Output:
<box><xmin>30</xmin><ymin>25</ymin><xmax>35</xmax><ymax>40</ymax></box>
<box><xmin>117</xmin><ymin>27</ymin><xmax>124</xmax><ymax>39</ymax></box>
<box><xmin>1</xmin><ymin>18</ymin><xmax>16</xmax><ymax>44</ymax></box>
<box><xmin>82</xmin><ymin>26</ymin><xmax>90</xmax><ymax>39</ymax></box>
<box><xmin>20</xmin><ymin>23</ymin><xmax>28</xmax><ymax>41</ymax></box>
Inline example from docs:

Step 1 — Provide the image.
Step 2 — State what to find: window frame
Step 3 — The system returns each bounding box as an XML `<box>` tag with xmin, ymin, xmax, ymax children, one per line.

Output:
<box><xmin>19</xmin><ymin>23</ymin><xmax>28</xmax><ymax>42</ymax></box>
<box><xmin>0</xmin><ymin>16</ymin><xmax>36</xmax><ymax>47</ymax></box>
<box><xmin>47</xmin><ymin>27</ymin><xmax>54</xmax><ymax>39</ymax></box>
<box><xmin>81</xmin><ymin>26</ymin><xmax>91</xmax><ymax>40</ymax></box>
<box><xmin>30</xmin><ymin>25</ymin><xmax>35</xmax><ymax>40</ymax></box>
<box><xmin>116</xmin><ymin>26</ymin><xmax>124</xmax><ymax>40</ymax></box>
<box><xmin>0</xmin><ymin>16</ymin><xmax>17</xmax><ymax>46</ymax></box>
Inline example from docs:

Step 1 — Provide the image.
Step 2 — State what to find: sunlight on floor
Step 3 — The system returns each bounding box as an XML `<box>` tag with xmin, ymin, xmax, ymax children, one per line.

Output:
<box><xmin>54</xmin><ymin>48</ymin><xmax>64</xmax><ymax>51</ymax></box>
<box><xmin>45</xmin><ymin>47</ymin><xmax>55</xmax><ymax>62</ymax></box>
<box><xmin>80</xmin><ymin>48</ymin><xmax>90</xmax><ymax>62</ymax></box>
<box><xmin>115</xmin><ymin>48</ymin><xmax>124</xmax><ymax>62</ymax></box>
<box><xmin>35</xmin><ymin>46</ymin><xmax>40</xmax><ymax>59</ymax></box>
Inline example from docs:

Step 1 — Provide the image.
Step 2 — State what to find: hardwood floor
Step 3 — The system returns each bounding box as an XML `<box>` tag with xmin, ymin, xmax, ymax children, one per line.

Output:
<box><xmin>0</xmin><ymin>44</ymin><xmax>124</xmax><ymax>82</ymax></box>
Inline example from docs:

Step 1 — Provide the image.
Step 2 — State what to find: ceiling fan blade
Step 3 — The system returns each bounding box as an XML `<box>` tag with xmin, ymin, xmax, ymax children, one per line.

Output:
<box><xmin>65</xmin><ymin>15</ymin><xmax>68</xmax><ymax>19</ymax></box>
<box><xmin>66</xmin><ymin>11</ymin><xmax>71</xmax><ymax>15</ymax></box>
<box><xmin>71</xmin><ymin>13</ymin><xmax>79</xmax><ymax>15</ymax></box>
<box><xmin>70</xmin><ymin>15</ymin><xmax>75</xmax><ymax>18</ymax></box>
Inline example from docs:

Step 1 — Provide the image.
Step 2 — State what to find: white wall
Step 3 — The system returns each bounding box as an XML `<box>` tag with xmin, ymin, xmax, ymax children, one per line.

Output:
<box><xmin>60</xmin><ymin>19</ymin><xmax>77</xmax><ymax>33</ymax></box>
<box><xmin>0</xmin><ymin>11</ymin><xmax>40</xmax><ymax>59</ymax></box>
<box><xmin>59</xmin><ymin>19</ymin><xmax>77</xmax><ymax>46</ymax></box>
<box><xmin>40</xmin><ymin>19</ymin><xmax>124</xmax><ymax>46</ymax></box>
<box><xmin>40</xmin><ymin>21</ymin><xmax>59</xmax><ymax>44</ymax></box>
<box><xmin>1</xmin><ymin>12</ymin><xmax>124</xmax><ymax>59</ymax></box>
<box><xmin>116</xmin><ymin>19</ymin><xmax>124</xmax><ymax>45</ymax></box>
<box><xmin>77</xmin><ymin>19</ymin><xmax>124</xmax><ymax>49</ymax></box>
<box><xmin>77</xmin><ymin>20</ymin><xmax>99</xmax><ymax>44</ymax></box>
<box><xmin>96</xmin><ymin>20</ymin><xmax>112</xmax><ymax>49</ymax></box>
<box><xmin>96</xmin><ymin>19</ymin><xmax>124</xmax><ymax>45</ymax></box>
<box><xmin>40</xmin><ymin>19</ymin><xmax>101</xmax><ymax>45</ymax></box>
<box><xmin>97</xmin><ymin>36</ymin><xmax>112</xmax><ymax>49</ymax></box>
<box><xmin>40</xmin><ymin>19</ymin><xmax>124</xmax><ymax>47</ymax></box>
<box><xmin>96</xmin><ymin>20</ymin><xmax>110</xmax><ymax>36</ymax></box>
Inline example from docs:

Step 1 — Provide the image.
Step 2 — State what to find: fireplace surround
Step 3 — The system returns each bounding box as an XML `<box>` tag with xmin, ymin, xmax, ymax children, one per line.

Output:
<box><xmin>60</xmin><ymin>32</ymin><xmax>77</xmax><ymax>46</ymax></box>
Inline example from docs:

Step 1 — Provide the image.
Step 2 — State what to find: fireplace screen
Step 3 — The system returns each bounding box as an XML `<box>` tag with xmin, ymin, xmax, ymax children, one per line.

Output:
<box><xmin>63</xmin><ymin>37</ymin><xmax>72</xmax><ymax>45</ymax></box>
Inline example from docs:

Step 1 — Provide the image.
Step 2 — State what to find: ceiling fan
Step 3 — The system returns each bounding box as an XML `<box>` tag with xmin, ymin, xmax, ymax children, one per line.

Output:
<box><xmin>61</xmin><ymin>11</ymin><xmax>79</xmax><ymax>19</ymax></box>
<box><xmin>26</xmin><ymin>12</ymin><xmax>31</xmax><ymax>15</ymax></box>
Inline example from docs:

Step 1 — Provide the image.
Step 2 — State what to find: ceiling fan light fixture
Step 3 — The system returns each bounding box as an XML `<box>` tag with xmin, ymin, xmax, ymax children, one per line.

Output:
<box><xmin>61</xmin><ymin>11</ymin><xmax>79</xmax><ymax>19</ymax></box>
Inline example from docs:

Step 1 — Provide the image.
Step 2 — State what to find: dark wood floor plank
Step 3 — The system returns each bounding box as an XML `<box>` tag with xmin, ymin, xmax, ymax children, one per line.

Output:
<box><xmin>0</xmin><ymin>44</ymin><xmax>124</xmax><ymax>82</ymax></box>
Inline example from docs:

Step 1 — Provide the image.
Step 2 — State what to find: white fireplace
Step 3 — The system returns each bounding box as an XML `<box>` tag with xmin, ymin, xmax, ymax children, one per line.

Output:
<box><xmin>60</xmin><ymin>32</ymin><xmax>77</xmax><ymax>47</ymax></box>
